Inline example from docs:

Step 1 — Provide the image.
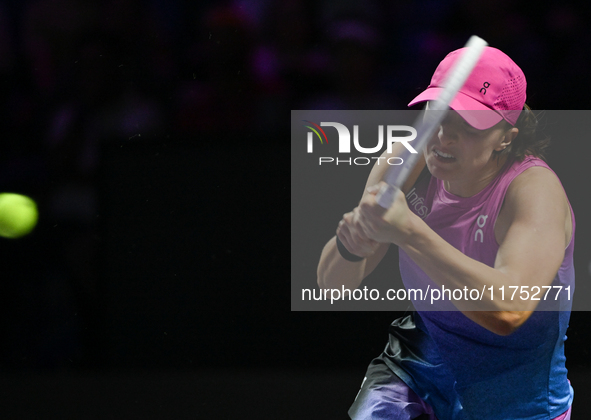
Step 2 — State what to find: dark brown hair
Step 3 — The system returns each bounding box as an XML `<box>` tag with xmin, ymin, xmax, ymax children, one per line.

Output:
<box><xmin>496</xmin><ymin>104</ymin><xmax>550</xmax><ymax>162</ymax></box>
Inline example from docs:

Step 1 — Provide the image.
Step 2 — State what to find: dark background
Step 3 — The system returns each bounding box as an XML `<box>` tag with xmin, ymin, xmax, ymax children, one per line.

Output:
<box><xmin>0</xmin><ymin>0</ymin><xmax>590</xmax><ymax>418</ymax></box>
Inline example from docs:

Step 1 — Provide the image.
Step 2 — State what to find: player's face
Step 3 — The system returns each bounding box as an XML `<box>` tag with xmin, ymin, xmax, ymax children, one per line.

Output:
<box><xmin>424</xmin><ymin>110</ymin><xmax>516</xmax><ymax>197</ymax></box>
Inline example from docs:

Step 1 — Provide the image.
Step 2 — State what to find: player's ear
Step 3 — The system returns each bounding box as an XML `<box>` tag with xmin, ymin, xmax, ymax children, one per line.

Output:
<box><xmin>495</xmin><ymin>127</ymin><xmax>518</xmax><ymax>152</ymax></box>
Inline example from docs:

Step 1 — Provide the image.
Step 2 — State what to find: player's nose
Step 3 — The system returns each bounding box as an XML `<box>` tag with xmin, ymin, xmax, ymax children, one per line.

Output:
<box><xmin>437</xmin><ymin>120</ymin><xmax>459</xmax><ymax>145</ymax></box>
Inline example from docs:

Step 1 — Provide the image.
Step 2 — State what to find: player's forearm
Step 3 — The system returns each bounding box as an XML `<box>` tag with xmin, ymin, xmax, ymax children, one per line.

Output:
<box><xmin>317</xmin><ymin>237</ymin><xmax>367</xmax><ymax>290</ymax></box>
<box><xmin>400</xmin><ymin>214</ymin><xmax>536</xmax><ymax>334</ymax></box>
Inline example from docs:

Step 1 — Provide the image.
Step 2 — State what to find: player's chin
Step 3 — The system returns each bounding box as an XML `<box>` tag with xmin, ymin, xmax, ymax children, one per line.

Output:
<box><xmin>426</xmin><ymin>154</ymin><xmax>457</xmax><ymax>175</ymax></box>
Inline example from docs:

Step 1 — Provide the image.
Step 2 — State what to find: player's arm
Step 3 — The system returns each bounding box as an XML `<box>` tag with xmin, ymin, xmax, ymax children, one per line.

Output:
<box><xmin>317</xmin><ymin>146</ymin><xmax>426</xmax><ymax>291</ymax></box>
<box><xmin>359</xmin><ymin>166</ymin><xmax>569</xmax><ymax>335</ymax></box>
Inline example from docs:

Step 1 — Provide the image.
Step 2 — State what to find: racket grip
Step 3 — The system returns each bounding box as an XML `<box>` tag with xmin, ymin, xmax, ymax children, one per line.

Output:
<box><xmin>376</xmin><ymin>183</ymin><xmax>399</xmax><ymax>209</ymax></box>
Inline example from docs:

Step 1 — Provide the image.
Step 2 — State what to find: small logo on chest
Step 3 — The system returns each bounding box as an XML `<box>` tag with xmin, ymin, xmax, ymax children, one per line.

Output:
<box><xmin>405</xmin><ymin>187</ymin><xmax>429</xmax><ymax>219</ymax></box>
<box><xmin>474</xmin><ymin>215</ymin><xmax>488</xmax><ymax>243</ymax></box>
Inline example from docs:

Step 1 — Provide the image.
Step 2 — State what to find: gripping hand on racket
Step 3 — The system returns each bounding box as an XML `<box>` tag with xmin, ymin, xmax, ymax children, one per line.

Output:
<box><xmin>356</xmin><ymin>182</ymin><xmax>413</xmax><ymax>246</ymax></box>
<box><xmin>336</xmin><ymin>208</ymin><xmax>382</xmax><ymax>259</ymax></box>
<box><xmin>319</xmin><ymin>143</ymin><xmax>427</xmax><ymax>291</ymax></box>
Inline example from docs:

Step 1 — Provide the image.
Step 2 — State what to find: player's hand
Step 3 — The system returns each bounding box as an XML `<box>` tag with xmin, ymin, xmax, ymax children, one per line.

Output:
<box><xmin>336</xmin><ymin>208</ymin><xmax>381</xmax><ymax>258</ymax></box>
<box><xmin>356</xmin><ymin>182</ymin><xmax>413</xmax><ymax>246</ymax></box>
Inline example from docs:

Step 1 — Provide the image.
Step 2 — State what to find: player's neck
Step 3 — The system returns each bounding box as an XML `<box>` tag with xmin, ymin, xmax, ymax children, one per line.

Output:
<box><xmin>443</xmin><ymin>155</ymin><xmax>509</xmax><ymax>197</ymax></box>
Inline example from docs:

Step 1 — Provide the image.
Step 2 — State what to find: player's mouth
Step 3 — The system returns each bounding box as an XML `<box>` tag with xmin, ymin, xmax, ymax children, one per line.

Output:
<box><xmin>433</xmin><ymin>147</ymin><xmax>456</xmax><ymax>162</ymax></box>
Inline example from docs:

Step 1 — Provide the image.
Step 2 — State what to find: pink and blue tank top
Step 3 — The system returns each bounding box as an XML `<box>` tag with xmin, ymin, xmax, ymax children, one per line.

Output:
<box><xmin>388</xmin><ymin>156</ymin><xmax>575</xmax><ymax>420</ymax></box>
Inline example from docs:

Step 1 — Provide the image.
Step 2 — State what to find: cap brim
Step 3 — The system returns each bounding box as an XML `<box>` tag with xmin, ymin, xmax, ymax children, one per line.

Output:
<box><xmin>408</xmin><ymin>87</ymin><xmax>503</xmax><ymax>130</ymax></box>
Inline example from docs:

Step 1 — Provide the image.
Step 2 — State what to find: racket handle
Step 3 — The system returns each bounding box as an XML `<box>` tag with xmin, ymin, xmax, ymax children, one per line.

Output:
<box><xmin>376</xmin><ymin>183</ymin><xmax>400</xmax><ymax>209</ymax></box>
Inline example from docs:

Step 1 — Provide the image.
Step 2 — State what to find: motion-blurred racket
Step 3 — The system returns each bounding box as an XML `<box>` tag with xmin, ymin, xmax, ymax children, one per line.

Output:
<box><xmin>376</xmin><ymin>35</ymin><xmax>488</xmax><ymax>208</ymax></box>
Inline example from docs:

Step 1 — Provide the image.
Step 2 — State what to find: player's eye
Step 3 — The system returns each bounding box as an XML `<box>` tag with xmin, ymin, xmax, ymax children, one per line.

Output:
<box><xmin>462</xmin><ymin>122</ymin><xmax>479</xmax><ymax>134</ymax></box>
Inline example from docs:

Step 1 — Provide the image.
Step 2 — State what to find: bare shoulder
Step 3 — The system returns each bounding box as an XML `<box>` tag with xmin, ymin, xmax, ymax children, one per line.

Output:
<box><xmin>496</xmin><ymin>165</ymin><xmax>572</xmax><ymax>247</ymax></box>
<box><xmin>508</xmin><ymin>165</ymin><xmax>564</xmax><ymax>195</ymax></box>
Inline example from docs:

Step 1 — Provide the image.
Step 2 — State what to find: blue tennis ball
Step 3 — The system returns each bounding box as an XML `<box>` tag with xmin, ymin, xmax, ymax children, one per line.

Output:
<box><xmin>0</xmin><ymin>193</ymin><xmax>39</xmax><ymax>239</ymax></box>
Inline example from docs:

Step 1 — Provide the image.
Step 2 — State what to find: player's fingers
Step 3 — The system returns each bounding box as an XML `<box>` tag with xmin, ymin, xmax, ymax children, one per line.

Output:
<box><xmin>344</xmin><ymin>210</ymin><xmax>369</xmax><ymax>238</ymax></box>
<box><xmin>351</xmin><ymin>224</ymin><xmax>381</xmax><ymax>253</ymax></box>
<box><xmin>342</xmin><ymin>211</ymin><xmax>356</xmax><ymax>226</ymax></box>
<box><xmin>356</xmin><ymin>215</ymin><xmax>376</xmax><ymax>240</ymax></box>
<box><xmin>356</xmin><ymin>203</ymin><xmax>382</xmax><ymax>239</ymax></box>
<box><xmin>337</xmin><ymin>224</ymin><xmax>365</xmax><ymax>256</ymax></box>
<box><xmin>359</xmin><ymin>191</ymin><xmax>387</xmax><ymax>221</ymax></box>
<box><xmin>350</xmin><ymin>209</ymin><xmax>375</xmax><ymax>241</ymax></box>
<box><xmin>366</xmin><ymin>184</ymin><xmax>380</xmax><ymax>195</ymax></box>
<box><xmin>341</xmin><ymin>212</ymin><xmax>364</xmax><ymax>240</ymax></box>
<box><xmin>338</xmin><ymin>221</ymin><xmax>377</xmax><ymax>256</ymax></box>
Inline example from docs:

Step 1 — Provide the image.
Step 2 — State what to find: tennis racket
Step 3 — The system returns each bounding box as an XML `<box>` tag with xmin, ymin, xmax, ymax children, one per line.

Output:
<box><xmin>375</xmin><ymin>35</ymin><xmax>488</xmax><ymax>208</ymax></box>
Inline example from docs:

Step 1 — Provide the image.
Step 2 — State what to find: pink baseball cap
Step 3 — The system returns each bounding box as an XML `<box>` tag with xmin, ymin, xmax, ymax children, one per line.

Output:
<box><xmin>408</xmin><ymin>46</ymin><xmax>526</xmax><ymax>129</ymax></box>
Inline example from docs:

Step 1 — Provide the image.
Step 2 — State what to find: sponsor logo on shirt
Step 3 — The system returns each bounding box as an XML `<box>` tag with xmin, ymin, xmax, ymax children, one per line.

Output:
<box><xmin>406</xmin><ymin>187</ymin><xmax>429</xmax><ymax>219</ymax></box>
<box><xmin>474</xmin><ymin>215</ymin><xmax>488</xmax><ymax>242</ymax></box>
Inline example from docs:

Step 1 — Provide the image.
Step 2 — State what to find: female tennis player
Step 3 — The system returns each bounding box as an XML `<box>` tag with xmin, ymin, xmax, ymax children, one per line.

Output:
<box><xmin>317</xmin><ymin>46</ymin><xmax>574</xmax><ymax>420</ymax></box>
